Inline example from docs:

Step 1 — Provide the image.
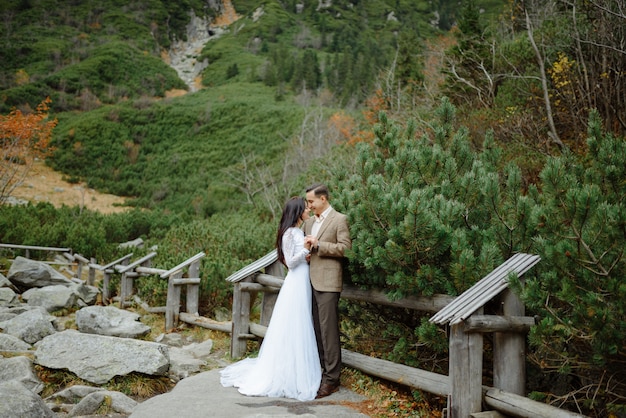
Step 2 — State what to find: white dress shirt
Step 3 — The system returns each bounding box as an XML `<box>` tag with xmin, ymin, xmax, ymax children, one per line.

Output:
<box><xmin>311</xmin><ymin>206</ymin><xmax>332</xmax><ymax>238</ymax></box>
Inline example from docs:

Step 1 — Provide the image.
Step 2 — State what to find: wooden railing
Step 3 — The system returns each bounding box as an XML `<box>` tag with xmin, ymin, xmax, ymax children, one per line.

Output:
<box><xmin>224</xmin><ymin>252</ymin><xmax>586</xmax><ymax>418</ymax></box>
<box><xmin>109</xmin><ymin>251</ymin><xmax>206</xmax><ymax>331</ymax></box>
<box><xmin>0</xmin><ymin>243</ymin><xmax>72</xmax><ymax>259</ymax></box>
<box><xmin>1</xmin><ymin>244</ymin><xmax>206</xmax><ymax>332</ymax></box>
<box><xmin>1</xmin><ymin>243</ymin><xmax>587</xmax><ymax>417</ymax></box>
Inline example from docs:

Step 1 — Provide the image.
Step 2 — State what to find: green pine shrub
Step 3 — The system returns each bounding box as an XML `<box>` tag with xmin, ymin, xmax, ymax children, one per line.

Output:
<box><xmin>141</xmin><ymin>212</ymin><xmax>276</xmax><ymax>316</ymax></box>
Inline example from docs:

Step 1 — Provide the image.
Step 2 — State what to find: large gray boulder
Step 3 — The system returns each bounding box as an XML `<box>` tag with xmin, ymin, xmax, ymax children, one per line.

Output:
<box><xmin>0</xmin><ymin>307</ymin><xmax>56</xmax><ymax>343</ymax></box>
<box><xmin>0</xmin><ymin>356</ymin><xmax>44</xmax><ymax>394</ymax></box>
<box><xmin>168</xmin><ymin>346</ymin><xmax>207</xmax><ymax>380</ymax></box>
<box><xmin>71</xmin><ymin>282</ymin><xmax>99</xmax><ymax>305</ymax></box>
<box><xmin>0</xmin><ymin>380</ymin><xmax>55</xmax><ymax>418</ymax></box>
<box><xmin>0</xmin><ymin>287</ymin><xmax>20</xmax><ymax>307</ymax></box>
<box><xmin>22</xmin><ymin>285</ymin><xmax>80</xmax><ymax>312</ymax></box>
<box><xmin>70</xmin><ymin>390</ymin><xmax>138</xmax><ymax>416</ymax></box>
<box><xmin>0</xmin><ymin>333</ymin><xmax>32</xmax><ymax>351</ymax></box>
<box><xmin>35</xmin><ymin>330</ymin><xmax>170</xmax><ymax>384</ymax></box>
<box><xmin>76</xmin><ymin>305</ymin><xmax>151</xmax><ymax>338</ymax></box>
<box><xmin>45</xmin><ymin>385</ymin><xmax>139</xmax><ymax>416</ymax></box>
<box><xmin>7</xmin><ymin>256</ymin><xmax>73</xmax><ymax>290</ymax></box>
<box><xmin>0</xmin><ymin>272</ymin><xmax>19</xmax><ymax>291</ymax></box>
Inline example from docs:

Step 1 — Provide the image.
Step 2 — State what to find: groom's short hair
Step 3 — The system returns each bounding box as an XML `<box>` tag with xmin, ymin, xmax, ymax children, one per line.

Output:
<box><xmin>306</xmin><ymin>183</ymin><xmax>329</xmax><ymax>200</ymax></box>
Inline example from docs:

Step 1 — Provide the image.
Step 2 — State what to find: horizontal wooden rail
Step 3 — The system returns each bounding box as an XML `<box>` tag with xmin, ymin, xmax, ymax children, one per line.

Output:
<box><xmin>342</xmin><ymin>348</ymin><xmax>450</xmax><ymax>397</ymax></box>
<box><xmin>160</xmin><ymin>252</ymin><xmax>205</xmax><ymax>278</ymax></box>
<box><xmin>90</xmin><ymin>253</ymin><xmax>134</xmax><ymax>271</ymax></box>
<box><xmin>171</xmin><ymin>277</ymin><xmax>201</xmax><ymax>285</ymax></box>
<box><xmin>255</xmin><ymin>273</ymin><xmax>285</xmax><ymax>288</ymax></box>
<box><xmin>341</xmin><ymin>284</ymin><xmax>455</xmax><ymax>314</ymax></box>
<box><xmin>72</xmin><ymin>253</ymin><xmax>90</xmax><ymax>264</ymax></box>
<box><xmin>135</xmin><ymin>266</ymin><xmax>167</xmax><ymax>275</ymax></box>
<box><xmin>0</xmin><ymin>243</ymin><xmax>71</xmax><ymax>252</ymax></box>
<box><xmin>179</xmin><ymin>313</ymin><xmax>231</xmax><ymax>333</ymax></box>
<box><xmin>464</xmin><ymin>315</ymin><xmax>536</xmax><ymax>333</ymax></box>
<box><xmin>116</xmin><ymin>252</ymin><xmax>158</xmax><ymax>273</ymax></box>
<box><xmin>484</xmin><ymin>388</ymin><xmax>586</xmax><ymax>417</ymax></box>
<box><xmin>240</xmin><ymin>282</ymin><xmax>270</xmax><ymax>292</ymax></box>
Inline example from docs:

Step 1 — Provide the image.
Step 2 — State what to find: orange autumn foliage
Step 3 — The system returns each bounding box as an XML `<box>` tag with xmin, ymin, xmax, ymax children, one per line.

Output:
<box><xmin>0</xmin><ymin>97</ymin><xmax>58</xmax><ymax>202</ymax></box>
<box><xmin>328</xmin><ymin>89</ymin><xmax>389</xmax><ymax>146</ymax></box>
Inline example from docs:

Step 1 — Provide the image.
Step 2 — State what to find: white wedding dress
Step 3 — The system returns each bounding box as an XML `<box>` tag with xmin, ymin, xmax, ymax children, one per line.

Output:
<box><xmin>220</xmin><ymin>227</ymin><xmax>321</xmax><ymax>401</ymax></box>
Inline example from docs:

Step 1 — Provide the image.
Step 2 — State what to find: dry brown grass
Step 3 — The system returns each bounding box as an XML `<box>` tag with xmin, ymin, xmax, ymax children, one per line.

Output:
<box><xmin>12</xmin><ymin>160</ymin><xmax>129</xmax><ymax>213</ymax></box>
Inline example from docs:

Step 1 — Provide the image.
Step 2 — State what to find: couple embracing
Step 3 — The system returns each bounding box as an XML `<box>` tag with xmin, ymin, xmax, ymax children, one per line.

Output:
<box><xmin>220</xmin><ymin>183</ymin><xmax>352</xmax><ymax>401</ymax></box>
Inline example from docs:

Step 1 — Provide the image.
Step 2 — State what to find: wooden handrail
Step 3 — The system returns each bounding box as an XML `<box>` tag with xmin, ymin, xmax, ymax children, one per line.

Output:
<box><xmin>0</xmin><ymin>243</ymin><xmax>71</xmax><ymax>252</ymax></box>
<box><xmin>116</xmin><ymin>252</ymin><xmax>158</xmax><ymax>273</ymax></box>
<box><xmin>160</xmin><ymin>252</ymin><xmax>205</xmax><ymax>278</ymax></box>
<box><xmin>91</xmin><ymin>253</ymin><xmax>134</xmax><ymax>270</ymax></box>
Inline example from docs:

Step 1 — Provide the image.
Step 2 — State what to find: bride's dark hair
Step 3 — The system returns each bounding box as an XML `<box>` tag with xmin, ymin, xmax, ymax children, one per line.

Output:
<box><xmin>276</xmin><ymin>196</ymin><xmax>307</xmax><ymax>266</ymax></box>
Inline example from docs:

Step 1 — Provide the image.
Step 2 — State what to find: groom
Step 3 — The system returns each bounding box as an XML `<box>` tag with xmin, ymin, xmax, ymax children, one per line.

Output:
<box><xmin>304</xmin><ymin>183</ymin><xmax>351</xmax><ymax>399</ymax></box>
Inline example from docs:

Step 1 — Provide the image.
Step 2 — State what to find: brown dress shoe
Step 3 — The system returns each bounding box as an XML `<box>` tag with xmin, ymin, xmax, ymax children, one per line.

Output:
<box><xmin>315</xmin><ymin>382</ymin><xmax>340</xmax><ymax>399</ymax></box>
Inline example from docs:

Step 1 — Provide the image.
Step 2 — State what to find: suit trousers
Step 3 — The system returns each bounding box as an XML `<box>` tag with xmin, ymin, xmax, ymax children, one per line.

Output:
<box><xmin>312</xmin><ymin>288</ymin><xmax>341</xmax><ymax>386</ymax></box>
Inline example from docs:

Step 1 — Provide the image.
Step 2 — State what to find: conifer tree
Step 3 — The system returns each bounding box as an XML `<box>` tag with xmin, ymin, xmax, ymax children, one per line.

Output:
<box><xmin>336</xmin><ymin>97</ymin><xmax>540</xmax><ymax>368</ymax></box>
<box><xmin>341</xmin><ymin>98</ymin><xmax>536</xmax><ymax>298</ymax></box>
<box><xmin>519</xmin><ymin>110</ymin><xmax>626</xmax><ymax>408</ymax></box>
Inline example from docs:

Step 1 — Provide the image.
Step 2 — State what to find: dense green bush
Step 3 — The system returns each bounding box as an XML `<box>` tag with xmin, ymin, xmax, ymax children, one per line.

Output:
<box><xmin>48</xmin><ymin>84</ymin><xmax>306</xmax><ymax>215</ymax></box>
<box><xmin>518</xmin><ymin>111</ymin><xmax>626</xmax><ymax>414</ymax></box>
<box><xmin>333</xmin><ymin>101</ymin><xmax>626</xmax><ymax>415</ymax></box>
<box><xmin>0</xmin><ymin>0</ymin><xmax>210</xmax><ymax>112</ymax></box>
<box><xmin>0</xmin><ymin>203</ymin><xmax>180</xmax><ymax>261</ymax></box>
<box><xmin>135</xmin><ymin>212</ymin><xmax>276</xmax><ymax>315</ymax></box>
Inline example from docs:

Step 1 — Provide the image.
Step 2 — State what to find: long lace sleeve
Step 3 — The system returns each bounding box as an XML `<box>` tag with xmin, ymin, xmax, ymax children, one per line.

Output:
<box><xmin>282</xmin><ymin>228</ymin><xmax>309</xmax><ymax>270</ymax></box>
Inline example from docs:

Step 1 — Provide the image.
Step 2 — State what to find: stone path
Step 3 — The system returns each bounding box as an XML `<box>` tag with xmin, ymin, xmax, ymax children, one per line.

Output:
<box><xmin>130</xmin><ymin>369</ymin><xmax>371</xmax><ymax>418</ymax></box>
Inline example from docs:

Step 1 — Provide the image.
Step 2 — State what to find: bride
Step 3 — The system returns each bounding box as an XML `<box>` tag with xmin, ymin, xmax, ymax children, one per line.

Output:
<box><xmin>220</xmin><ymin>197</ymin><xmax>321</xmax><ymax>401</ymax></box>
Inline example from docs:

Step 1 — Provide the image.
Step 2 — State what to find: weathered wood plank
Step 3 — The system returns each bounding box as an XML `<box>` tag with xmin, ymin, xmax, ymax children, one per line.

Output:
<box><xmin>260</xmin><ymin>261</ymin><xmax>284</xmax><ymax>326</ymax></box>
<box><xmin>230</xmin><ymin>281</ymin><xmax>251</xmax><ymax>358</ymax></box>
<box><xmin>165</xmin><ymin>271</ymin><xmax>182</xmax><ymax>331</ymax></box>
<box><xmin>494</xmin><ymin>289</ymin><xmax>526</xmax><ymax>395</ymax></box>
<box><xmin>256</xmin><ymin>273</ymin><xmax>285</xmax><ymax>289</ymax></box>
<box><xmin>341</xmin><ymin>284</ymin><xmax>455</xmax><ymax>313</ymax></box>
<box><xmin>179</xmin><ymin>313</ymin><xmax>231</xmax><ymax>333</ymax></box>
<box><xmin>160</xmin><ymin>252</ymin><xmax>206</xmax><ymax>278</ymax></box>
<box><xmin>0</xmin><ymin>243</ymin><xmax>71</xmax><ymax>252</ymax></box>
<box><xmin>449</xmin><ymin>319</ymin><xmax>483</xmax><ymax>417</ymax></box>
<box><xmin>226</xmin><ymin>250</ymin><xmax>278</xmax><ymax>282</ymax></box>
<box><xmin>186</xmin><ymin>260</ymin><xmax>201</xmax><ymax>316</ymax></box>
<box><xmin>341</xmin><ymin>349</ymin><xmax>449</xmax><ymax>397</ymax></box>
<box><xmin>464</xmin><ymin>315</ymin><xmax>535</xmax><ymax>333</ymax></box>
<box><xmin>171</xmin><ymin>278</ymin><xmax>201</xmax><ymax>286</ymax></box>
<box><xmin>135</xmin><ymin>266</ymin><xmax>167</xmax><ymax>275</ymax></box>
<box><xmin>132</xmin><ymin>295</ymin><xmax>166</xmax><ymax>313</ymax></box>
<box><xmin>471</xmin><ymin>412</ymin><xmax>507</xmax><ymax>418</ymax></box>
<box><xmin>484</xmin><ymin>388</ymin><xmax>588</xmax><ymax>417</ymax></box>
<box><xmin>241</xmin><ymin>282</ymin><xmax>271</xmax><ymax>292</ymax></box>
<box><xmin>116</xmin><ymin>252</ymin><xmax>158</xmax><ymax>273</ymax></box>
<box><xmin>430</xmin><ymin>253</ymin><xmax>540</xmax><ymax>325</ymax></box>
<box><xmin>98</xmin><ymin>253</ymin><xmax>134</xmax><ymax>270</ymax></box>
<box><xmin>249</xmin><ymin>322</ymin><xmax>267</xmax><ymax>338</ymax></box>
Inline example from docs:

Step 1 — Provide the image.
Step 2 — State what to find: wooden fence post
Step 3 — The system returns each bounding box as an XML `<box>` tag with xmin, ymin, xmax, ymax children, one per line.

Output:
<box><xmin>119</xmin><ymin>271</ymin><xmax>130</xmax><ymax>308</ymax></box>
<box><xmin>165</xmin><ymin>270</ymin><xmax>183</xmax><ymax>331</ymax></box>
<box><xmin>449</xmin><ymin>308</ymin><xmax>483</xmax><ymax>417</ymax></box>
<box><xmin>230</xmin><ymin>281</ymin><xmax>252</xmax><ymax>359</ymax></box>
<box><xmin>88</xmin><ymin>257</ymin><xmax>96</xmax><ymax>286</ymax></box>
<box><xmin>260</xmin><ymin>261</ymin><xmax>284</xmax><ymax>326</ymax></box>
<box><xmin>185</xmin><ymin>260</ymin><xmax>201</xmax><ymax>316</ymax></box>
<box><xmin>493</xmin><ymin>289</ymin><xmax>526</xmax><ymax>395</ymax></box>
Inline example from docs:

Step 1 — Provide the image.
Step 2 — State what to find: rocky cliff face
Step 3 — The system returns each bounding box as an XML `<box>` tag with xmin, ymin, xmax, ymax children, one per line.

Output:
<box><xmin>166</xmin><ymin>0</ymin><xmax>241</xmax><ymax>92</ymax></box>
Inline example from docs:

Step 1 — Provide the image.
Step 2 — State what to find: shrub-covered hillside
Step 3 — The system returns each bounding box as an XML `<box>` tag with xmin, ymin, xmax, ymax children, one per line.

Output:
<box><xmin>2</xmin><ymin>0</ymin><xmax>506</xmax><ymax>215</ymax></box>
<box><xmin>2</xmin><ymin>0</ymin><xmax>625</xmax><ymax>416</ymax></box>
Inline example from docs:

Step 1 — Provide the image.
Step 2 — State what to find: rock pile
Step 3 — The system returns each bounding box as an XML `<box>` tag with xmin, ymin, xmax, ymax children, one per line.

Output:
<box><xmin>0</xmin><ymin>256</ymin><xmax>217</xmax><ymax>417</ymax></box>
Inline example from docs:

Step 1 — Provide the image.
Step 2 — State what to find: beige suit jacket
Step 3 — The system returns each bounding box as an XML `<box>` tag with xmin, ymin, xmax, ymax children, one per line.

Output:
<box><xmin>305</xmin><ymin>208</ymin><xmax>351</xmax><ymax>292</ymax></box>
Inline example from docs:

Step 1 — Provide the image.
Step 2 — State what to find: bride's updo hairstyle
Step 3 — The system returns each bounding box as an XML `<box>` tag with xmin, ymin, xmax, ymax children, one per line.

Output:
<box><xmin>276</xmin><ymin>196</ymin><xmax>307</xmax><ymax>266</ymax></box>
